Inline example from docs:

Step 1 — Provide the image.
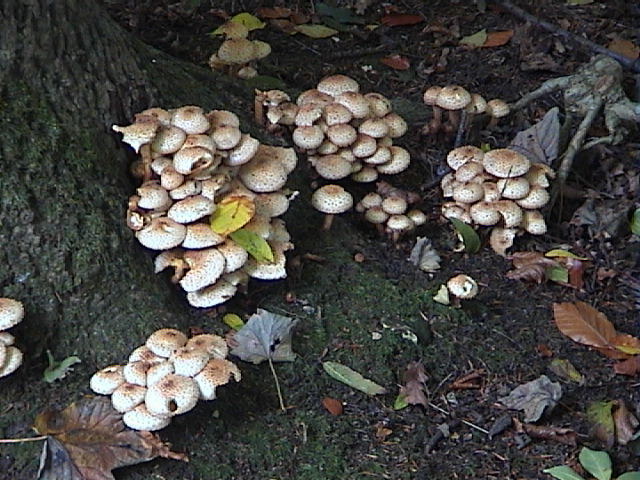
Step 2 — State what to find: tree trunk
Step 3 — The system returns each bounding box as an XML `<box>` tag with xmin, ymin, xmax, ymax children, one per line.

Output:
<box><xmin>0</xmin><ymin>1</ymin><xmax>258</xmax><ymax>475</ymax></box>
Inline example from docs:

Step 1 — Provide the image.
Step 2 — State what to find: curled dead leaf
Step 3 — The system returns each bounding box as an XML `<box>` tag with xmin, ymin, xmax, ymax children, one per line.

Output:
<box><xmin>321</xmin><ymin>397</ymin><xmax>344</xmax><ymax>416</ymax></box>
<box><xmin>380</xmin><ymin>54</ymin><xmax>411</xmax><ymax>70</ymax></box>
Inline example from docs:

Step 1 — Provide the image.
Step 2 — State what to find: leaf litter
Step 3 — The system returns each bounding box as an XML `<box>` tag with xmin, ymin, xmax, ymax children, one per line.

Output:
<box><xmin>498</xmin><ymin>375</ymin><xmax>562</xmax><ymax>422</ymax></box>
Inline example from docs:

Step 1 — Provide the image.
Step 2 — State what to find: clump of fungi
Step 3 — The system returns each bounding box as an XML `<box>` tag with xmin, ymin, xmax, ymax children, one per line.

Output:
<box><xmin>422</xmin><ymin>85</ymin><xmax>509</xmax><ymax>135</ymax></box>
<box><xmin>90</xmin><ymin>328</ymin><xmax>240</xmax><ymax>431</ymax></box>
<box><xmin>355</xmin><ymin>181</ymin><xmax>427</xmax><ymax>243</ymax></box>
<box><xmin>208</xmin><ymin>20</ymin><xmax>271</xmax><ymax>79</ymax></box>
<box><xmin>440</xmin><ymin>145</ymin><xmax>554</xmax><ymax>255</ymax></box>
<box><xmin>0</xmin><ymin>298</ymin><xmax>25</xmax><ymax>378</ymax></box>
<box><xmin>113</xmin><ymin>105</ymin><xmax>296</xmax><ymax>308</ymax></box>
<box><xmin>256</xmin><ymin>74</ymin><xmax>412</xmax><ymax>230</ymax></box>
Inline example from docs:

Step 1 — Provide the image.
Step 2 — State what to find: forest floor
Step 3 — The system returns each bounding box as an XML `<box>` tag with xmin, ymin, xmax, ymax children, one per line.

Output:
<box><xmin>4</xmin><ymin>0</ymin><xmax>640</xmax><ymax>479</ymax></box>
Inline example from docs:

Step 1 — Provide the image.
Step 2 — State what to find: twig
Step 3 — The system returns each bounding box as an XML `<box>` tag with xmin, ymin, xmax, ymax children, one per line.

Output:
<box><xmin>427</xmin><ymin>402</ymin><xmax>489</xmax><ymax>435</ymax></box>
<box><xmin>491</xmin><ymin>0</ymin><xmax>640</xmax><ymax>73</ymax></box>
<box><xmin>0</xmin><ymin>435</ymin><xmax>47</xmax><ymax>444</ymax></box>
<box><xmin>268</xmin><ymin>357</ymin><xmax>287</xmax><ymax>412</ymax></box>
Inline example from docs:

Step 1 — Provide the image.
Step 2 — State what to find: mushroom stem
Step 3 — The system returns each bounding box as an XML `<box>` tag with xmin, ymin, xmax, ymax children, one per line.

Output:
<box><xmin>422</xmin><ymin>106</ymin><xmax>443</xmax><ymax>135</ymax></box>
<box><xmin>321</xmin><ymin>214</ymin><xmax>335</xmax><ymax>231</ymax></box>
<box><xmin>254</xmin><ymin>91</ymin><xmax>265</xmax><ymax>127</ymax></box>
<box><xmin>140</xmin><ymin>144</ymin><xmax>153</xmax><ymax>183</ymax></box>
<box><xmin>486</xmin><ymin>115</ymin><xmax>500</xmax><ymax>130</ymax></box>
<box><xmin>445</xmin><ymin>110</ymin><xmax>461</xmax><ymax>134</ymax></box>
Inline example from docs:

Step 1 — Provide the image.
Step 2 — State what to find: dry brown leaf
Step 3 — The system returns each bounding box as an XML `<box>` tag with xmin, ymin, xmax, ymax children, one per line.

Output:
<box><xmin>607</xmin><ymin>38</ymin><xmax>640</xmax><ymax>60</ymax></box>
<box><xmin>321</xmin><ymin>397</ymin><xmax>343</xmax><ymax>416</ymax></box>
<box><xmin>380</xmin><ymin>54</ymin><xmax>411</xmax><ymax>70</ymax></box>
<box><xmin>613</xmin><ymin>355</ymin><xmax>640</xmax><ymax>376</ymax></box>
<box><xmin>482</xmin><ymin>30</ymin><xmax>514</xmax><ymax>48</ymax></box>
<box><xmin>269</xmin><ymin>19</ymin><xmax>297</xmax><ymax>34</ymax></box>
<box><xmin>449</xmin><ymin>369</ymin><xmax>485</xmax><ymax>390</ymax></box>
<box><xmin>514</xmin><ymin>418</ymin><xmax>577</xmax><ymax>446</ymax></box>
<box><xmin>380</xmin><ymin>14</ymin><xmax>424</xmax><ymax>27</ymax></box>
<box><xmin>399</xmin><ymin>361</ymin><xmax>428</xmax><ymax>408</ymax></box>
<box><xmin>506</xmin><ymin>251</ymin><xmax>559</xmax><ymax>283</ymax></box>
<box><xmin>613</xmin><ymin>400</ymin><xmax>639</xmax><ymax>445</ymax></box>
<box><xmin>35</xmin><ymin>397</ymin><xmax>187</xmax><ymax>480</ymax></box>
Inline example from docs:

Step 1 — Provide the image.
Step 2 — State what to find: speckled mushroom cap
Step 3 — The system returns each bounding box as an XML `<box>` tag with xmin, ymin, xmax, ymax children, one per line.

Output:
<box><xmin>422</xmin><ymin>86</ymin><xmax>442</xmax><ymax>106</ymax></box>
<box><xmin>496</xmin><ymin>177</ymin><xmax>530</xmax><ymax>200</ymax></box>
<box><xmin>195</xmin><ymin>358</ymin><xmax>241</xmax><ymax>400</ymax></box>
<box><xmin>334</xmin><ymin>91</ymin><xmax>370</xmax><ymax>118</ymax></box>
<box><xmin>111</xmin><ymin>383</ymin><xmax>147</xmax><ymax>413</ymax></box>
<box><xmin>217</xmin><ymin>240</ymin><xmax>250</xmax><ymax>273</ymax></box>
<box><xmin>186</xmin><ymin>334</ymin><xmax>229</xmax><ymax>359</ymax></box>
<box><xmin>311</xmin><ymin>185</ymin><xmax>353</xmax><ymax>214</ymax></box>
<box><xmin>0</xmin><ymin>346</ymin><xmax>23</xmax><ymax>378</ymax></box>
<box><xmin>436</xmin><ymin>86</ymin><xmax>471</xmax><ymax>110</ymax></box>
<box><xmin>254</xmin><ymin>193</ymin><xmax>289</xmax><ymax>218</ymax></box>
<box><xmin>136</xmin><ymin>217</ymin><xmax>187</xmax><ymax>250</ymax></box>
<box><xmin>212</xmin><ymin>125</ymin><xmax>242</xmax><ymax>150</ymax></box>
<box><xmin>446</xmin><ymin>274</ymin><xmax>478</xmax><ymax>299</ymax></box>
<box><xmin>90</xmin><ymin>365</ymin><xmax>125</xmax><ymax>395</ymax></box>
<box><xmin>323</xmin><ymin>103</ymin><xmax>353</xmax><ymax>126</ymax></box>
<box><xmin>226</xmin><ymin>134</ymin><xmax>260</xmax><ymax>166</ymax></box>
<box><xmin>466</xmin><ymin>93</ymin><xmax>487</xmax><ymax>114</ymax></box>
<box><xmin>377</xmin><ymin>146</ymin><xmax>410</xmax><ymax>175</ymax></box>
<box><xmin>171</xmin><ymin>106</ymin><xmax>210</xmax><ymax>135</ymax></box>
<box><xmin>146</xmin><ymin>328</ymin><xmax>188</xmax><ymax>358</ymax></box>
<box><xmin>147</xmin><ymin>361</ymin><xmax>174</xmax><ymax>386</ymax></box>
<box><xmin>123</xmin><ymin>404</ymin><xmax>171</xmax><ymax>431</ymax></box>
<box><xmin>446</xmin><ymin>145</ymin><xmax>484</xmax><ymax>170</ymax></box>
<box><xmin>167</xmin><ymin>195</ymin><xmax>215</xmax><ymax>224</ymax></box>
<box><xmin>128</xmin><ymin>345</ymin><xmax>164</xmax><ymax>364</ymax></box>
<box><xmin>112</xmin><ymin>116</ymin><xmax>159</xmax><ymax>153</ymax></box>
<box><xmin>351</xmin><ymin>165</ymin><xmax>379</xmax><ymax>183</ymax></box>
<box><xmin>386</xmin><ymin>214</ymin><xmax>414</xmax><ymax>233</ymax></box>
<box><xmin>170</xmin><ymin>346</ymin><xmax>210</xmax><ymax>377</ymax></box>
<box><xmin>493</xmin><ymin>200</ymin><xmax>523</xmax><ymax>228</ymax></box>
<box><xmin>383</xmin><ymin>113</ymin><xmax>408</xmax><ymax>138</ymax></box>
<box><xmin>252</xmin><ymin>40</ymin><xmax>271</xmax><ymax>59</ymax></box>
<box><xmin>526</xmin><ymin>163</ymin><xmax>555</xmax><ymax>188</ymax></box>
<box><xmin>486</xmin><ymin>99</ymin><xmax>510</xmax><ymax>119</ymax></box>
<box><xmin>179</xmin><ymin>248</ymin><xmax>226</xmax><ymax>292</ymax></box>
<box><xmin>152</xmin><ymin>126</ymin><xmax>187</xmax><ymax>155</ymax></box>
<box><xmin>239</xmin><ymin>155</ymin><xmax>288</xmax><ymax>193</ymax></box>
<box><xmin>0</xmin><ymin>298</ymin><xmax>24</xmax><ymax>331</ymax></box>
<box><xmin>364</xmin><ymin>93</ymin><xmax>392</xmax><ymax>118</ymax></box>
<box><xmin>145</xmin><ymin>374</ymin><xmax>199</xmax><ymax>417</ymax></box>
<box><xmin>0</xmin><ymin>332</ymin><xmax>15</xmax><ymax>346</ymax></box>
<box><xmin>138</xmin><ymin>107</ymin><xmax>172</xmax><ymax>126</ymax></box>
<box><xmin>317</xmin><ymin>74</ymin><xmax>360</xmax><ymax>97</ymax></box>
<box><xmin>351</xmin><ymin>134</ymin><xmax>377</xmax><ymax>158</ymax></box>
<box><xmin>326</xmin><ymin>124</ymin><xmax>357</xmax><ymax>147</ymax></box>
<box><xmin>357</xmin><ymin>192</ymin><xmax>383</xmax><ymax>211</ymax></box>
<box><xmin>381</xmin><ymin>196</ymin><xmax>408</xmax><ymax>215</ymax></box>
<box><xmin>313</xmin><ymin>154</ymin><xmax>352</xmax><ymax>180</ymax></box>
<box><xmin>363</xmin><ymin>146</ymin><xmax>391</xmax><ymax>166</ymax></box>
<box><xmin>182</xmin><ymin>223</ymin><xmax>225</xmax><ymax>249</ymax></box>
<box><xmin>296</xmin><ymin>89</ymin><xmax>334</xmax><ymax>107</ymax></box>
<box><xmin>522</xmin><ymin>210</ymin><xmax>547</xmax><ymax>235</ymax></box>
<box><xmin>441</xmin><ymin>202</ymin><xmax>472</xmax><ymax>224</ymax></box>
<box><xmin>295</xmin><ymin>104</ymin><xmax>323</xmax><ymax>127</ymax></box>
<box><xmin>364</xmin><ymin>206</ymin><xmax>389</xmax><ymax>224</ymax></box>
<box><xmin>172</xmin><ymin>146</ymin><xmax>215</xmax><ymax>175</ymax></box>
<box><xmin>358</xmin><ymin>118</ymin><xmax>389</xmax><ymax>139</ymax></box>
<box><xmin>452</xmin><ymin>183</ymin><xmax>484</xmax><ymax>204</ymax></box>
<box><xmin>406</xmin><ymin>209</ymin><xmax>427</xmax><ymax>226</ymax></box>
<box><xmin>217</xmin><ymin>38</ymin><xmax>257</xmax><ymax>65</ymax></box>
<box><xmin>243</xmin><ymin>241</ymin><xmax>290</xmax><ymax>280</ymax></box>
<box><xmin>516</xmin><ymin>186</ymin><xmax>550</xmax><ymax>210</ymax></box>
<box><xmin>470</xmin><ymin>202</ymin><xmax>501</xmax><ymax>226</ymax></box>
<box><xmin>187</xmin><ymin>280</ymin><xmax>237</xmax><ymax>308</ymax></box>
<box><xmin>207</xmin><ymin>110</ymin><xmax>240</xmax><ymax>129</ymax></box>
<box><xmin>482</xmin><ymin>149</ymin><xmax>530</xmax><ymax>178</ymax></box>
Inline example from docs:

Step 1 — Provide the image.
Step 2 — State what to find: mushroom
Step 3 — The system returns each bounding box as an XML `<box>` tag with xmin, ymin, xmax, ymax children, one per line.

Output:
<box><xmin>312</xmin><ymin>154</ymin><xmax>352</xmax><ymax>180</ymax></box>
<box><xmin>186</xmin><ymin>334</ymin><xmax>229</xmax><ymax>359</ymax></box>
<box><xmin>364</xmin><ymin>93</ymin><xmax>392</xmax><ymax>118</ymax></box>
<box><xmin>90</xmin><ymin>365</ymin><xmax>125</xmax><ymax>395</ymax></box>
<box><xmin>482</xmin><ymin>149</ymin><xmax>530</xmax><ymax>178</ymax></box>
<box><xmin>239</xmin><ymin>154</ymin><xmax>288</xmax><ymax>193</ymax></box>
<box><xmin>151</xmin><ymin>126</ymin><xmax>187</xmax><ymax>155</ymax></box>
<box><xmin>0</xmin><ymin>298</ymin><xmax>24</xmax><ymax>331</ymax></box>
<box><xmin>317</xmin><ymin>74</ymin><xmax>360</xmax><ymax>97</ymax></box>
<box><xmin>422</xmin><ymin>86</ymin><xmax>443</xmax><ymax>134</ymax></box>
<box><xmin>436</xmin><ymin>85</ymin><xmax>471</xmax><ymax>134</ymax></box>
<box><xmin>194</xmin><ymin>358</ymin><xmax>241</xmax><ymax>400</ymax></box>
<box><xmin>311</xmin><ymin>184</ymin><xmax>354</xmax><ymax>230</ymax></box>
<box><xmin>446</xmin><ymin>274</ymin><xmax>479</xmax><ymax>300</ymax></box>
<box><xmin>123</xmin><ymin>404</ymin><xmax>171</xmax><ymax>431</ymax></box>
<box><xmin>135</xmin><ymin>217</ymin><xmax>187</xmax><ymax>250</ymax></box>
<box><xmin>145</xmin><ymin>374</ymin><xmax>200</xmax><ymax>416</ymax></box>
<box><xmin>243</xmin><ymin>241</ymin><xmax>290</xmax><ymax>280</ymax></box>
<box><xmin>112</xmin><ymin>116</ymin><xmax>159</xmax><ymax>153</ymax></box>
<box><xmin>171</xmin><ymin>106</ymin><xmax>210</xmax><ymax>135</ymax></box>
<box><xmin>486</xmin><ymin>99</ymin><xmax>510</xmax><ymax>129</ymax></box>
<box><xmin>111</xmin><ymin>383</ymin><xmax>147</xmax><ymax>413</ymax></box>
<box><xmin>0</xmin><ymin>346</ymin><xmax>23</xmax><ymax>378</ymax></box>
<box><xmin>146</xmin><ymin>328</ymin><xmax>188</xmax><ymax>358</ymax></box>
<box><xmin>170</xmin><ymin>346</ymin><xmax>210</xmax><ymax>377</ymax></box>
<box><xmin>179</xmin><ymin>248</ymin><xmax>226</xmax><ymax>292</ymax></box>
<box><xmin>186</xmin><ymin>280</ymin><xmax>237</xmax><ymax>308</ymax></box>
<box><xmin>489</xmin><ymin>227</ymin><xmax>518</xmax><ymax>256</ymax></box>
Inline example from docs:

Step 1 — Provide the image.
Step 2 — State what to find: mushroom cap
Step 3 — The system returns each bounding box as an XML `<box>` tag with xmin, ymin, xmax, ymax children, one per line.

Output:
<box><xmin>170</xmin><ymin>180</ymin><xmax>201</xmax><ymax>200</ymax></box>
<box><xmin>383</xmin><ymin>113</ymin><xmax>408</xmax><ymax>138</ymax></box>
<box><xmin>207</xmin><ymin>110</ymin><xmax>241</xmax><ymax>129</ymax></box>
<box><xmin>313</xmin><ymin>154</ymin><xmax>353</xmax><ymax>180</ymax></box>
<box><xmin>482</xmin><ymin>182</ymin><xmax>501</xmax><ymax>202</ymax></box>
<box><xmin>128</xmin><ymin>346</ymin><xmax>164</xmax><ymax>364</ymax></box>
<box><xmin>239</xmin><ymin>155</ymin><xmax>288</xmax><ymax>193</ymax></box>
<box><xmin>182</xmin><ymin>223</ymin><xmax>225</xmax><ymax>249</ymax></box>
<box><xmin>147</xmin><ymin>361</ymin><xmax>175</xmax><ymax>386</ymax></box>
<box><xmin>167</xmin><ymin>195</ymin><xmax>216</xmax><ymax>224</ymax></box>
<box><xmin>215</xmin><ymin>20</ymin><xmax>249</xmax><ymax>39</ymax></box>
<box><xmin>381</xmin><ymin>196</ymin><xmax>408</xmax><ymax>215</ymax></box>
<box><xmin>465</xmin><ymin>93</ymin><xmax>487</xmax><ymax>114</ymax></box>
<box><xmin>350</xmin><ymin>165</ymin><xmax>379</xmax><ymax>183</ymax></box>
<box><xmin>252</xmin><ymin>40</ymin><xmax>271</xmax><ymax>59</ymax></box>
<box><xmin>217</xmin><ymin>38</ymin><xmax>257</xmax><ymax>65</ymax></box>
<box><xmin>146</xmin><ymin>328</ymin><xmax>188</xmax><ymax>358</ymax></box>
<box><xmin>447</xmin><ymin>145</ymin><xmax>485</xmax><ymax>170</ymax></box>
<box><xmin>406</xmin><ymin>209</ymin><xmax>427</xmax><ymax>226</ymax></box>
<box><xmin>254</xmin><ymin>193</ymin><xmax>290</xmax><ymax>218</ymax></box>
<box><xmin>423</xmin><ymin>86</ymin><xmax>442</xmax><ymax>106</ymax></box>
<box><xmin>294</xmin><ymin>104</ymin><xmax>323</xmax><ymax>127</ymax></box>
<box><xmin>217</xmin><ymin>239</ymin><xmax>250</xmax><ymax>273</ymax></box>
<box><xmin>243</xmin><ymin>241</ymin><xmax>290</xmax><ymax>280</ymax></box>
<box><xmin>138</xmin><ymin>107</ymin><xmax>172</xmax><ymax>126</ymax></box>
<box><xmin>171</xmin><ymin>106</ymin><xmax>210</xmax><ymax>135</ymax></box>
<box><xmin>212</xmin><ymin>125</ymin><xmax>242</xmax><ymax>150</ymax></box>
<box><xmin>291</xmin><ymin>125</ymin><xmax>324</xmax><ymax>151</ymax></box>
<box><xmin>441</xmin><ymin>202</ymin><xmax>472</xmax><ymax>224</ymax></box>
<box><xmin>311</xmin><ymin>185</ymin><xmax>353</xmax><ymax>214</ymax></box>
<box><xmin>377</xmin><ymin>146</ymin><xmax>410</xmax><ymax>175</ymax></box>
<box><xmin>351</xmin><ymin>134</ymin><xmax>377</xmax><ymax>158</ymax></box>
<box><xmin>496</xmin><ymin>177</ymin><xmax>530</xmax><ymax>200</ymax></box>
<box><xmin>0</xmin><ymin>346</ymin><xmax>22</xmax><ymax>377</ymax></box>
<box><xmin>186</xmin><ymin>334</ymin><xmax>229</xmax><ymax>359</ymax></box>
<box><xmin>180</xmin><ymin>248</ymin><xmax>226</xmax><ymax>292</ymax></box>
<box><xmin>226</xmin><ymin>134</ymin><xmax>260</xmax><ymax>166</ymax></box>
<box><xmin>357</xmin><ymin>192</ymin><xmax>383</xmax><ymax>211</ymax></box>
<box><xmin>137</xmin><ymin>182</ymin><xmax>171</xmax><ymax>211</ymax></box>
<box><xmin>436</xmin><ymin>85</ymin><xmax>471</xmax><ymax>110</ymax></box>
<box><xmin>256</xmin><ymin>145</ymin><xmax>298</xmax><ymax>175</ymax></box>
<box><xmin>440</xmin><ymin>173</ymin><xmax>458</xmax><ymax>198</ymax></box>
<box><xmin>267</xmin><ymin>218</ymin><xmax>291</xmax><ymax>244</ymax></box>
<box><xmin>317</xmin><ymin>139</ymin><xmax>339</xmax><ymax>155</ymax></box>
<box><xmin>111</xmin><ymin>383</ymin><xmax>147</xmax><ymax>413</ymax></box>
<box><xmin>187</xmin><ymin>280</ymin><xmax>237</xmax><ymax>308</ymax></box>
<box><xmin>90</xmin><ymin>365</ymin><xmax>125</xmax><ymax>395</ymax></box>
<box><xmin>173</xmin><ymin>146</ymin><xmax>215</xmax><ymax>175</ymax></box>
<box><xmin>152</xmin><ymin>126</ymin><xmax>187</xmax><ymax>155</ymax></box>
<box><xmin>364</xmin><ymin>93</ymin><xmax>392</xmax><ymax>117</ymax></box>
<box><xmin>123</xmin><ymin>404</ymin><xmax>171</xmax><ymax>431</ymax></box>
<box><xmin>0</xmin><ymin>298</ymin><xmax>24</xmax><ymax>330</ymax></box>
<box><xmin>170</xmin><ymin>346</ymin><xmax>210</xmax><ymax>377</ymax></box>
<box><xmin>243</xmin><ymin>214</ymin><xmax>272</xmax><ymax>239</ymax></box>
<box><xmin>364</xmin><ymin>206</ymin><xmax>389</xmax><ymax>224</ymax></box>
<box><xmin>358</xmin><ymin>118</ymin><xmax>389</xmax><ymax>139</ymax></box>
<box><xmin>326</xmin><ymin>124</ymin><xmax>357</xmax><ymax>147</ymax></box>
<box><xmin>135</xmin><ymin>217</ymin><xmax>187</xmax><ymax>250</ymax></box>
<box><xmin>522</xmin><ymin>210</ymin><xmax>547</xmax><ymax>235</ymax></box>
<box><xmin>334</xmin><ymin>92</ymin><xmax>370</xmax><ymax>118</ymax></box>
<box><xmin>112</xmin><ymin>117</ymin><xmax>159</xmax><ymax>153</ymax></box>
<box><xmin>317</xmin><ymin>74</ymin><xmax>360</xmax><ymax>97</ymax></box>
<box><xmin>493</xmin><ymin>200</ymin><xmax>523</xmax><ymax>228</ymax></box>
<box><xmin>454</xmin><ymin>161</ymin><xmax>484</xmax><ymax>183</ymax></box>
<box><xmin>386</xmin><ymin>214</ymin><xmax>415</xmax><ymax>234</ymax></box>
<box><xmin>123</xmin><ymin>361</ymin><xmax>154</xmax><ymax>387</ymax></box>
<box><xmin>489</xmin><ymin>227</ymin><xmax>517</xmax><ymax>256</ymax></box>
<box><xmin>363</xmin><ymin>146</ymin><xmax>391</xmax><ymax>166</ymax></box>
<box><xmin>446</xmin><ymin>274</ymin><xmax>478</xmax><ymax>299</ymax></box>
<box><xmin>194</xmin><ymin>358</ymin><xmax>241</xmax><ymax>400</ymax></box>
<box><xmin>296</xmin><ymin>89</ymin><xmax>334</xmax><ymax>107</ymax></box>
<box><xmin>452</xmin><ymin>182</ymin><xmax>484</xmax><ymax>204</ymax></box>
<box><xmin>150</xmin><ymin>157</ymin><xmax>173</xmax><ymax>175</ymax></box>
<box><xmin>486</xmin><ymin>99</ymin><xmax>510</xmax><ymax>118</ymax></box>
<box><xmin>323</xmin><ymin>103</ymin><xmax>353</xmax><ymax>126</ymax></box>
<box><xmin>469</xmin><ymin>202</ymin><xmax>501</xmax><ymax>226</ymax></box>
<box><xmin>160</xmin><ymin>166</ymin><xmax>185</xmax><ymax>191</ymax></box>
<box><xmin>516</xmin><ymin>186</ymin><xmax>550</xmax><ymax>210</ymax></box>
<box><xmin>145</xmin><ymin>374</ymin><xmax>199</xmax><ymax>416</ymax></box>
<box><xmin>526</xmin><ymin>163</ymin><xmax>555</xmax><ymax>188</ymax></box>
<box><xmin>0</xmin><ymin>332</ymin><xmax>14</xmax><ymax>346</ymax></box>
<box><xmin>482</xmin><ymin>149</ymin><xmax>530</xmax><ymax>178</ymax></box>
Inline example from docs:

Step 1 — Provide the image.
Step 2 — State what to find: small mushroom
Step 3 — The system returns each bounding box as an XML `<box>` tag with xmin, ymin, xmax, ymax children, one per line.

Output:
<box><xmin>486</xmin><ymin>99</ymin><xmax>510</xmax><ymax>129</ymax></box>
<box><xmin>0</xmin><ymin>298</ymin><xmax>24</xmax><ymax>331</ymax></box>
<box><xmin>194</xmin><ymin>358</ymin><xmax>241</xmax><ymax>400</ymax></box>
<box><xmin>436</xmin><ymin>85</ymin><xmax>471</xmax><ymax>134</ymax></box>
<box><xmin>145</xmin><ymin>374</ymin><xmax>200</xmax><ymax>416</ymax></box>
<box><xmin>446</xmin><ymin>274</ymin><xmax>479</xmax><ymax>300</ymax></box>
<box><xmin>123</xmin><ymin>404</ymin><xmax>171</xmax><ymax>431</ymax></box>
<box><xmin>90</xmin><ymin>365</ymin><xmax>125</xmax><ymax>395</ymax></box>
<box><xmin>311</xmin><ymin>184</ymin><xmax>354</xmax><ymax>230</ymax></box>
<box><xmin>146</xmin><ymin>328</ymin><xmax>188</xmax><ymax>358</ymax></box>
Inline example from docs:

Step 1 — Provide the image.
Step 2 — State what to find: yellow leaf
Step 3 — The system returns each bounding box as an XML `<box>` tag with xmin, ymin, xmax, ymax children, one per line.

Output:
<box><xmin>229</xmin><ymin>12</ymin><xmax>266</xmax><ymax>31</ymax></box>
<box><xmin>230</xmin><ymin>228</ymin><xmax>274</xmax><ymax>263</ymax></box>
<box><xmin>210</xmin><ymin>196</ymin><xmax>256</xmax><ymax>236</ymax></box>
<box><xmin>223</xmin><ymin>313</ymin><xmax>245</xmax><ymax>330</ymax></box>
<box><xmin>459</xmin><ymin>29</ymin><xmax>487</xmax><ymax>47</ymax></box>
<box><xmin>545</xmin><ymin>249</ymin><xmax>589</xmax><ymax>260</ymax></box>
<box><xmin>294</xmin><ymin>24</ymin><xmax>339</xmax><ymax>38</ymax></box>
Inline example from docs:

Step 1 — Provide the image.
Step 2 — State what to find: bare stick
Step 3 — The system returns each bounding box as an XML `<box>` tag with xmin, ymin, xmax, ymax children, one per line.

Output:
<box><xmin>427</xmin><ymin>402</ymin><xmax>489</xmax><ymax>435</ymax></box>
<box><xmin>491</xmin><ymin>0</ymin><xmax>640</xmax><ymax>73</ymax></box>
<box><xmin>0</xmin><ymin>435</ymin><xmax>47</xmax><ymax>444</ymax></box>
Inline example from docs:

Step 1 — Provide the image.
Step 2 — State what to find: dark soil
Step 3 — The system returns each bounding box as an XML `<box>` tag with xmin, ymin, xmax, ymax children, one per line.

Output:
<box><xmin>3</xmin><ymin>1</ymin><xmax>640</xmax><ymax>479</ymax></box>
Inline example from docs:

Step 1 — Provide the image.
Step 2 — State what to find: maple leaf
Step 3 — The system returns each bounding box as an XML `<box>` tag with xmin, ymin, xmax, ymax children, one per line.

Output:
<box><xmin>398</xmin><ymin>361</ymin><xmax>428</xmax><ymax>408</ymax></box>
<box><xmin>35</xmin><ymin>397</ymin><xmax>187</xmax><ymax>480</ymax></box>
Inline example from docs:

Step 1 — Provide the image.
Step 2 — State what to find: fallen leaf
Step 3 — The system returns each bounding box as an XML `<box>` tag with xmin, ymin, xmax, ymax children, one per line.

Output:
<box><xmin>587</xmin><ymin>400</ymin><xmax>615</xmax><ymax>448</ymax></box>
<box><xmin>321</xmin><ymin>397</ymin><xmax>343</xmax><ymax>416</ymax></box>
<box><xmin>407</xmin><ymin>237</ymin><xmax>441</xmax><ymax>272</ymax></box>
<box><xmin>230</xmin><ymin>309</ymin><xmax>298</xmax><ymax>364</ymax></box>
<box><xmin>432</xmin><ymin>284</ymin><xmax>450</xmax><ymax>305</ymax></box>
<box><xmin>514</xmin><ymin>418</ymin><xmax>577</xmax><ymax>446</ymax></box>
<box><xmin>256</xmin><ymin>7</ymin><xmax>292</xmax><ymax>19</ymax></box>
<box><xmin>506</xmin><ymin>251</ymin><xmax>560</xmax><ymax>283</ymax></box>
<box><xmin>43</xmin><ymin>351</ymin><xmax>81</xmax><ymax>383</ymax></box>
<box><xmin>449</xmin><ymin>218</ymin><xmax>480</xmax><ymax>254</ymax></box>
<box><xmin>499</xmin><ymin>375</ymin><xmax>562</xmax><ymax>422</ymax></box>
<box><xmin>579</xmin><ymin>447</ymin><xmax>612</xmax><ymax>480</ymax></box>
<box><xmin>632</xmin><ymin>208</ymin><xmax>640</xmax><ymax>235</ymax></box>
<box><xmin>380</xmin><ymin>54</ymin><xmax>411</xmax><ymax>70</ymax></box>
<box><xmin>553</xmin><ymin>302</ymin><xmax>640</xmax><ymax>359</ymax></box>
<box><xmin>613</xmin><ymin>400</ymin><xmax>639</xmax><ymax>445</ymax></box>
<box><xmin>545</xmin><ymin>249</ymin><xmax>589</xmax><ymax>260</ymax></box>
<box><xmin>537</xmin><ymin>344</ymin><xmax>554</xmax><ymax>358</ymax></box>
<box><xmin>509</xmin><ymin>108</ymin><xmax>560</xmax><ymax>165</ymax></box>
<box><xmin>222</xmin><ymin>313</ymin><xmax>245</xmax><ymax>330</ymax></box>
<box><xmin>375</xmin><ymin>423</ymin><xmax>393</xmax><ymax>440</ymax></box>
<box><xmin>482</xmin><ymin>30</ymin><xmax>514</xmax><ymax>48</ymax></box>
<box><xmin>548</xmin><ymin>358</ymin><xmax>585</xmax><ymax>385</ymax></box>
<box><xmin>543</xmin><ymin>465</ymin><xmax>584</xmax><ymax>480</ymax></box>
<box><xmin>322</xmin><ymin>361</ymin><xmax>387</xmax><ymax>395</ymax></box>
<box><xmin>613</xmin><ymin>355</ymin><xmax>640</xmax><ymax>376</ymax></box>
<box><xmin>269</xmin><ymin>19</ymin><xmax>298</xmax><ymax>34</ymax></box>
<box><xmin>210</xmin><ymin>195</ymin><xmax>255</xmax><ymax>236</ymax></box>
<box><xmin>294</xmin><ymin>24</ymin><xmax>339</xmax><ymax>38</ymax></box>
<box><xmin>380</xmin><ymin>14</ymin><xmax>424</xmax><ymax>27</ymax></box>
<box><xmin>228</xmin><ymin>12</ymin><xmax>266</xmax><ymax>31</ymax></box>
<box><xmin>398</xmin><ymin>361</ymin><xmax>428</xmax><ymax>407</ymax></box>
<box><xmin>449</xmin><ymin>369</ymin><xmax>485</xmax><ymax>390</ymax></box>
<box><xmin>459</xmin><ymin>29</ymin><xmax>488</xmax><ymax>47</ymax></box>
<box><xmin>229</xmin><ymin>228</ymin><xmax>274</xmax><ymax>262</ymax></box>
<box><xmin>35</xmin><ymin>397</ymin><xmax>187</xmax><ymax>480</ymax></box>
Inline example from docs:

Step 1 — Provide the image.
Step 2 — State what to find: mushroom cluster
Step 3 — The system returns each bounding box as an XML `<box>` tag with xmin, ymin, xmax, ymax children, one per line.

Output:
<box><xmin>0</xmin><ymin>298</ymin><xmax>25</xmax><ymax>378</ymax></box>
<box><xmin>422</xmin><ymin>85</ymin><xmax>509</xmax><ymax>135</ymax></box>
<box><xmin>90</xmin><ymin>328</ymin><xmax>240</xmax><ymax>431</ymax></box>
<box><xmin>208</xmin><ymin>20</ymin><xmax>271</xmax><ymax>79</ymax></box>
<box><xmin>440</xmin><ymin>145</ymin><xmax>555</xmax><ymax>255</ymax></box>
<box><xmin>355</xmin><ymin>182</ymin><xmax>427</xmax><ymax>242</ymax></box>
<box><xmin>113</xmin><ymin>105</ymin><xmax>296</xmax><ymax>308</ymax></box>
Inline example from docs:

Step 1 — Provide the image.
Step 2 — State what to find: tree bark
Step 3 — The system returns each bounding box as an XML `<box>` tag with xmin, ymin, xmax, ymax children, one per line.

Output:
<box><xmin>0</xmin><ymin>1</ymin><xmax>257</xmax><ymax>470</ymax></box>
